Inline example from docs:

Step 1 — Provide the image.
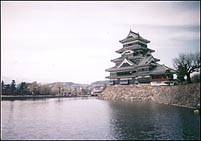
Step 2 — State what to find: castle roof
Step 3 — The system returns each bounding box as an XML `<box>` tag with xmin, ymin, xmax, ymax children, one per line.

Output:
<box><xmin>106</xmin><ymin>30</ymin><xmax>175</xmax><ymax>81</ymax></box>
<box><xmin>119</xmin><ymin>30</ymin><xmax>150</xmax><ymax>44</ymax></box>
<box><xmin>107</xmin><ymin>54</ymin><xmax>161</xmax><ymax>71</ymax></box>
<box><xmin>149</xmin><ymin>64</ymin><xmax>176</xmax><ymax>75</ymax></box>
<box><xmin>115</xmin><ymin>45</ymin><xmax>154</xmax><ymax>54</ymax></box>
<box><xmin>111</xmin><ymin>54</ymin><xmax>160</xmax><ymax>64</ymax></box>
<box><xmin>111</xmin><ymin>55</ymin><xmax>142</xmax><ymax>62</ymax></box>
<box><xmin>138</xmin><ymin>56</ymin><xmax>160</xmax><ymax>66</ymax></box>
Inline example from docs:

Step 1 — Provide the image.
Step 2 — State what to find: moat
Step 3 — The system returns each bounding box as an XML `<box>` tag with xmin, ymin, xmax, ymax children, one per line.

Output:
<box><xmin>2</xmin><ymin>97</ymin><xmax>200</xmax><ymax>140</ymax></box>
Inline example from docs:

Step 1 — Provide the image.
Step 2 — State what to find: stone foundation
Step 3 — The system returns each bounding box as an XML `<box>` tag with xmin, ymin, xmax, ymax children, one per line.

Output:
<box><xmin>98</xmin><ymin>83</ymin><xmax>200</xmax><ymax>109</ymax></box>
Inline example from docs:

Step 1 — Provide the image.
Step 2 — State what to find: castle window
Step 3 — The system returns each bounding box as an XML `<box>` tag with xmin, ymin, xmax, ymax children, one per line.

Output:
<box><xmin>132</xmin><ymin>70</ymin><xmax>136</xmax><ymax>73</ymax></box>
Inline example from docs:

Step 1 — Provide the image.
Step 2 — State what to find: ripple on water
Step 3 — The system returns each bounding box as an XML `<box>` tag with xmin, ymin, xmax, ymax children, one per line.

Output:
<box><xmin>2</xmin><ymin>98</ymin><xmax>200</xmax><ymax>140</ymax></box>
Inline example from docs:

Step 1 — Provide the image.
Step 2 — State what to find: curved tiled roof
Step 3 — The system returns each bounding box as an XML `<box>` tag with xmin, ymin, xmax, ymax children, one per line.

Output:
<box><xmin>149</xmin><ymin>64</ymin><xmax>176</xmax><ymax>75</ymax></box>
<box><xmin>115</xmin><ymin>45</ymin><xmax>154</xmax><ymax>54</ymax></box>
<box><xmin>119</xmin><ymin>30</ymin><xmax>150</xmax><ymax>43</ymax></box>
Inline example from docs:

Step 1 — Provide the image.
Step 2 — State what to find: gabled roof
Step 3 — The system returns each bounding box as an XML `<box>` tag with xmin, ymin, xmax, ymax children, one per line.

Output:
<box><xmin>149</xmin><ymin>64</ymin><xmax>176</xmax><ymax>75</ymax></box>
<box><xmin>138</xmin><ymin>56</ymin><xmax>153</xmax><ymax>66</ymax></box>
<box><xmin>119</xmin><ymin>29</ymin><xmax>150</xmax><ymax>44</ymax></box>
<box><xmin>121</xmin><ymin>50</ymin><xmax>134</xmax><ymax>56</ymax></box>
<box><xmin>106</xmin><ymin>65</ymin><xmax>135</xmax><ymax>72</ymax></box>
<box><xmin>111</xmin><ymin>55</ymin><xmax>143</xmax><ymax>63</ymax></box>
<box><xmin>118</xmin><ymin>58</ymin><xmax>134</xmax><ymax>68</ymax></box>
<box><xmin>138</xmin><ymin>56</ymin><xmax>160</xmax><ymax>65</ymax></box>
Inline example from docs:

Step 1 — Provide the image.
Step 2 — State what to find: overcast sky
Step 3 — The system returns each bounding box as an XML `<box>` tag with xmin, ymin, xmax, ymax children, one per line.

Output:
<box><xmin>1</xmin><ymin>1</ymin><xmax>200</xmax><ymax>84</ymax></box>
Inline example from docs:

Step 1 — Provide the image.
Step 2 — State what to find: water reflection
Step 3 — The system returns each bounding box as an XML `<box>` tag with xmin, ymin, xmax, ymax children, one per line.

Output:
<box><xmin>2</xmin><ymin>97</ymin><xmax>113</xmax><ymax>140</ymax></box>
<box><xmin>2</xmin><ymin>98</ymin><xmax>200</xmax><ymax>140</ymax></box>
<box><xmin>108</xmin><ymin>101</ymin><xmax>200</xmax><ymax>140</ymax></box>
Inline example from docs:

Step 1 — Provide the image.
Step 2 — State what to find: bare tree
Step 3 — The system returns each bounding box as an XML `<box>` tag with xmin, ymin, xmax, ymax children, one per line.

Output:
<box><xmin>173</xmin><ymin>52</ymin><xmax>200</xmax><ymax>83</ymax></box>
<box><xmin>39</xmin><ymin>84</ymin><xmax>50</xmax><ymax>95</ymax></box>
<box><xmin>28</xmin><ymin>81</ymin><xmax>39</xmax><ymax>95</ymax></box>
<box><xmin>55</xmin><ymin>82</ymin><xmax>63</xmax><ymax>96</ymax></box>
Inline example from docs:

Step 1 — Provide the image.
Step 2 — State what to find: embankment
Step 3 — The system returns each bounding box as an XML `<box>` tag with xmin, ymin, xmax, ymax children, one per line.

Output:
<box><xmin>98</xmin><ymin>83</ymin><xmax>200</xmax><ymax>109</ymax></box>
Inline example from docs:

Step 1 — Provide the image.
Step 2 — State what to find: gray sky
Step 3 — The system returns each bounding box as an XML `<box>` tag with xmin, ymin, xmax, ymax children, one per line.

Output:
<box><xmin>1</xmin><ymin>1</ymin><xmax>200</xmax><ymax>84</ymax></box>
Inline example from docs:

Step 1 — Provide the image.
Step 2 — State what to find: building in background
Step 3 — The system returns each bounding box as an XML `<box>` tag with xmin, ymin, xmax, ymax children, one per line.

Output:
<box><xmin>106</xmin><ymin>30</ymin><xmax>175</xmax><ymax>85</ymax></box>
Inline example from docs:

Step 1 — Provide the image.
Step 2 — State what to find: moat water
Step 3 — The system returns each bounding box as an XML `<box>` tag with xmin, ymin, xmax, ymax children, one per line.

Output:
<box><xmin>2</xmin><ymin>97</ymin><xmax>200</xmax><ymax>140</ymax></box>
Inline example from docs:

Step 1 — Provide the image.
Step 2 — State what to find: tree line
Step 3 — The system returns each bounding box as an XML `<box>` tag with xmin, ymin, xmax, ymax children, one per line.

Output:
<box><xmin>1</xmin><ymin>80</ymin><xmax>51</xmax><ymax>95</ymax></box>
<box><xmin>1</xmin><ymin>81</ymin><xmax>91</xmax><ymax>95</ymax></box>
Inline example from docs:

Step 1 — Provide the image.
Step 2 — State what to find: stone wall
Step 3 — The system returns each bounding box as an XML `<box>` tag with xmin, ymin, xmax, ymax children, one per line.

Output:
<box><xmin>98</xmin><ymin>83</ymin><xmax>200</xmax><ymax>109</ymax></box>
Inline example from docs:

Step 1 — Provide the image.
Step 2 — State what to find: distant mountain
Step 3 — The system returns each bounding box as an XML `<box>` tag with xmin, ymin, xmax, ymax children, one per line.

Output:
<box><xmin>48</xmin><ymin>82</ymin><xmax>89</xmax><ymax>89</ymax></box>
<box><xmin>47</xmin><ymin>80</ymin><xmax>109</xmax><ymax>89</ymax></box>
<box><xmin>90</xmin><ymin>80</ymin><xmax>109</xmax><ymax>87</ymax></box>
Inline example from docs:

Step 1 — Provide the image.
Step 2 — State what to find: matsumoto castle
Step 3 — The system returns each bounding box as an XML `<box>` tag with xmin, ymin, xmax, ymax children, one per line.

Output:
<box><xmin>106</xmin><ymin>30</ymin><xmax>175</xmax><ymax>85</ymax></box>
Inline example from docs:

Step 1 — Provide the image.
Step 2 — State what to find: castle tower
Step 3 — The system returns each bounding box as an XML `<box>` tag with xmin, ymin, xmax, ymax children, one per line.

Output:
<box><xmin>106</xmin><ymin>30</ymin><xmax>175</xmax><ymax>85</ymax></box>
